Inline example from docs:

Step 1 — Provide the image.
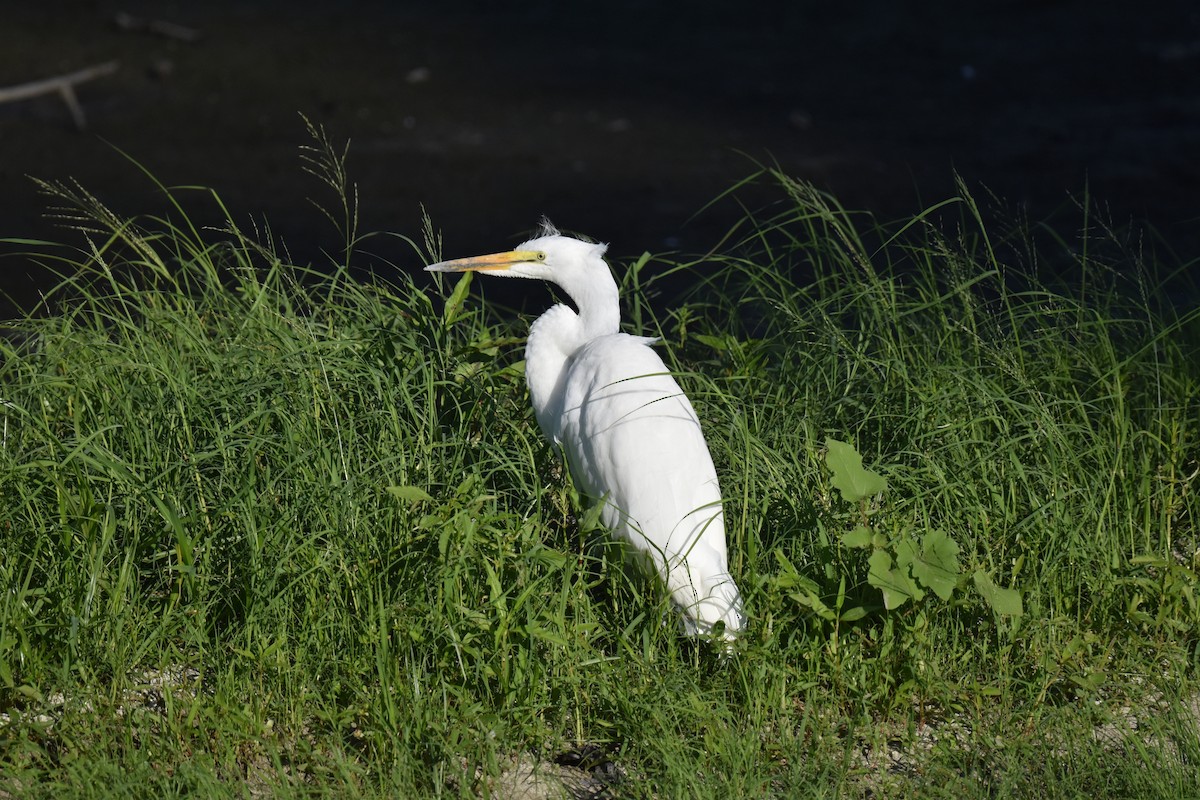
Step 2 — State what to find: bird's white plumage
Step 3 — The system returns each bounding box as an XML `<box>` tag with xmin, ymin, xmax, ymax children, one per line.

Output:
<box><xmin>426</xmin><ymin>228</ymin><xmax>744</xmax><ymax>641</ymax></box>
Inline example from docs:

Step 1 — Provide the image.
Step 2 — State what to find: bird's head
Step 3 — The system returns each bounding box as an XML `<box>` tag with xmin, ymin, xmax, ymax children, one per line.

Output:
<box><xmin>424</xmin><ymin>225</ymin><xmax>610</xmax><ymax>299</ymax></box>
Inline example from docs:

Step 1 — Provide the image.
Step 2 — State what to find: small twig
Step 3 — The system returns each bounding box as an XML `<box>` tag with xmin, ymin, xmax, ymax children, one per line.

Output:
<box><xmin>114</xmin><ymin>12</ymin><xmax>203</xmax><ymax>43</ymax></box>
<box><xmin>0</xmin><ymin>61</ymin><xmax>119</xmax><ymax>130</ymax></box>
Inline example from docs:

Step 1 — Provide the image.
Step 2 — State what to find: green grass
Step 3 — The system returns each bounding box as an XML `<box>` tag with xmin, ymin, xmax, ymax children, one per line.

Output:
<box><xmin>1</xmin><ymin>145</ymin><xmax>1197</xmax><ymax>798</ymax></box>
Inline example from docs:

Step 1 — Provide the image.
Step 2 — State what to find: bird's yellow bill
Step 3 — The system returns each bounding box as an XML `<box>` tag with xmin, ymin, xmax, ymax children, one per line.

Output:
<box><xmin>424</xmin><ymin>249</ymin><xmax>543</xmax><ymax>273</ymax></box>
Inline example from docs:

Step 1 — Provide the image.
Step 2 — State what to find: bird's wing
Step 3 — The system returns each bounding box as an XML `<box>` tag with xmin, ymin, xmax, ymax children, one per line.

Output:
<box><xmin>557</xmin><ymin>334</ymin><xmax>727</xmax><ymax>567</ymax></box>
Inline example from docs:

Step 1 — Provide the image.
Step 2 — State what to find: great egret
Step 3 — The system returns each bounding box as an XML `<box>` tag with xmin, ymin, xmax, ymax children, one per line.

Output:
<box><xmin>425</xmin><ymin>222</ymin><xmax>744</xmax><ymax>642</ymax></box>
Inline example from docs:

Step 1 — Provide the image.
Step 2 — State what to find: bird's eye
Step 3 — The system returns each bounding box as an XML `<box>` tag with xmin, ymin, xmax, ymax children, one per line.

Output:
<box><xmin>534</xmin><ymin>251</ymin><xmax>546</xmax><ymax>261</ymax></box>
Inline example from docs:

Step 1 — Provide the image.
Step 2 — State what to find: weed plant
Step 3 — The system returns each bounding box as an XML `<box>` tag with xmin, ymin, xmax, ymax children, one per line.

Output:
<box><xmin>0</xmin><ymin>142</ymin><xmax>1197</xmax><ymax>797</ymax></box>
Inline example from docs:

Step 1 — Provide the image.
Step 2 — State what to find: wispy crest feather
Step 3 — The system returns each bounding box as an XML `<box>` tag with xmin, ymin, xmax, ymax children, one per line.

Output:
<box><xmin>536</xmin><ymin>218</ymin><xmax>602</xmax><ymax>246</ymax></box>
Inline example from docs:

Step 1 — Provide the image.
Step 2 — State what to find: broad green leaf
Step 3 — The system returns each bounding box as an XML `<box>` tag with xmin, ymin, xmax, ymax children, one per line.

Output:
<box><xmin>531</xmin><ymin>548</ymin><xmax>569</xmax><ymax>568</ymax></box>
<box><xmin>580</xmin><ymin>499</ymin><xmax>606</xmax><ymax>533</ymax></box>
<box><xmin>781</xmin><ymin>572</ymin><xmax>822</xmax><ymax>595</ymax></box>
<box><xmin>772</xmin><ymin>548</ymin><xmax>801</xmax><ymax>586</ymax></box>
<box><xmin>387</xmin><ymin>485</ymin><xmax>434</xmax><ymax>505</ymax></box>
<box><xmin>693</xmin><ymin>333</ymin><xmax>729</xmax><ymax>352</ymax></box>
<box><xmin>912</xmin><ymin>529</ymin><xmax>961</xmax><ymax>601</ymax></box>
<box><xmin>773</xmin><ymin>550</ymin><xmax>821</xmax><ymax>595</ymax></box>
<box><xmin>838</xmin><ymin>605</ymin><xmax>869</xmax><ymax>622</ymax></box>
<box><xmin>973</xmin><ymin>569</ymin><xmax>1023</xmax><ymax>616</ymax></box>
<box><xmin>453</xmin><ymin>361</ymin><xmax>485</xmax><ymax>382</ymax></box>
<box><xmin>1070</xmin><ymin>670</ymin><xmax>1107</xmax><ymax>692</ymax></box>
<box><xmin>443</xmin><ymin>271</ymin><xmax>475</xmax><ymax>326</ymax></box>
<box><xmin>776</xmin><ymin>550</ymin><xmax>829</xmax><ymax>617</ymax></box>
<box><xmin>791</xmin><ymin>590</ymin><xmax>837</xmax><ymax>622</ymax></box>
<box><xmin>840</xmin><ymin>525</ymin><xmax>874</xmax><ymax>549</ymax></box>
<box><xmin>825</xmin><ymin>438</ymin><xmax>887</xmax><ymax>503</ymax></box>
<box><xmin>868</xmin><ymin>549</ymin><xmax>923</xmax><ymax>609</ymax></box>
<box><xmin>894</xmin><ymin>537</ymin><xmax>918</xmax><ymax>571</ymax></box>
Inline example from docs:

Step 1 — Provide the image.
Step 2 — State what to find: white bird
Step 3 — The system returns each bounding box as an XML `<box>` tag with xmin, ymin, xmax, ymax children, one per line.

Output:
<box><xmin>425</xmin><ymin>222</ymin><xmax>744</xmax><ymax>642</ymax></box>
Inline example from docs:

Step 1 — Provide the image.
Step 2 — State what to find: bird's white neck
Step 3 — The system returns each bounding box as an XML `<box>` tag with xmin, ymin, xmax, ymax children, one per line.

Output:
<box><xmin>574</xmin><ymin>276</ymin><xmax>621</xmax><ymax>340</ymax></box>
<box><xmin>524</xmin><ymin>264</ymin><xmax>621</xmax><ymax>439</ymax></box>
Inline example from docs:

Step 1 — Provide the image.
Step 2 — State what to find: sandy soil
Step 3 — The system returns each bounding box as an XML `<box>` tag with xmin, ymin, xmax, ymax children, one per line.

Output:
<box><xmin>2</xmin><ymin>1</ymin><xmax>1198</xmax><ymax>316</ymax></box>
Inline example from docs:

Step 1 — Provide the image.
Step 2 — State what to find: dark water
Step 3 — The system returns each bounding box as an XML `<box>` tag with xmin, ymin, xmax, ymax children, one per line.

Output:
<box><xmin>3</xmin><ymin>1</ymin><xmax>1197</xmax><ymax>317</ymax></box>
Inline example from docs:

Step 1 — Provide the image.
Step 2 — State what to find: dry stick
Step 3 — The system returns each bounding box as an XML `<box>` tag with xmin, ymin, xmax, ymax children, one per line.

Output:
<box><xmin>0</xmin><ymin>61</ymin><xmax>119</xmax><ymax>130</ymax></box>
<box><xmin>113</xmin><ymin>12</ymin><xmax>202</xmax><ymax>43</ymax></box>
